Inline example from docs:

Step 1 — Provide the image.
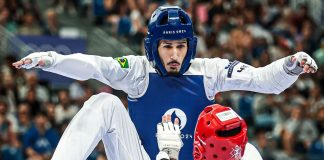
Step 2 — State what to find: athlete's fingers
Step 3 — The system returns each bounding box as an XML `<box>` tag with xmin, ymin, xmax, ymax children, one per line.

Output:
<box><xmin>166</xmin><ymin>114</ymin><xmax>171</xmax><ymax>122</ymax></box>
<box><xmin>157</xmin><ymin>123</ymin><xmax>163</xmax><ymax>133</ymax></box>
<box><xmin>174</xmin><ymin>118</ymin><xmax>179</xmax><ymax>125</ymax></box>
<box><xmin>165</xmin><ymin>115</ymin><xmax>172</xmax><ymax>131</ymax></box>
<box><xmin>162</xmin><ymin>115</ymin><xmax>168</xmax><ymax>131</ymax></box>
<box><xmin>311</xmin><ymin>67</ymin><xmax>316</xmax><ymax>73</ymax></box>
<box><xmin>303</xmin><ymin>64</ymin><xmax>310</xmax><ymax>73</ymax></box>
<box><xmin>12</xmin><ymin>60</ymin><xmax>24</xmax><ymax>68</ymax></box>
<box><xmin>174</xmin><ymin>118</ymin><xmax>180</xmax><ymax>133</ymax></box>
<box><xmin>12</xmin><ymin>58</ymin><xmax>33</xmax><ymax>69</ymax></box>
<box><xmin>305</xmin><ymin>65</ymin><xmax>314</xmax><ymax>73</ymax></box>
<box><xmin>162</xmin><ymin>115</ymin><xmax>167</xmax><ymax>123</ymax></box>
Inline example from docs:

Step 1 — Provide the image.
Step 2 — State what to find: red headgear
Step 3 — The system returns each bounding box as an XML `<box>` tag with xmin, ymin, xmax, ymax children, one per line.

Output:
<box><xmin>193</xmin><ymin>104</ymin><xmax>248</xmax><ymax>160</ymax></box>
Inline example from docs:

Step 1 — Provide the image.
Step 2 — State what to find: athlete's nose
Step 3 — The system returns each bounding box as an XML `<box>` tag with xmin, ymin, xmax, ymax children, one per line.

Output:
<box><xmin>170</xmin><ymin>47</ymin><xmax>179</xmax><ymax>60</ymax></box>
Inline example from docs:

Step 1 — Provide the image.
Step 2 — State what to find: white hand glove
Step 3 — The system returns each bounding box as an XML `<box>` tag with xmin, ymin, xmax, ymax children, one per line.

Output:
<box><xmin>283</xmin><ymin>51</ymin><xmax>318</xmax><ymax>75</ymax></box>
<box><xmin>15</xmin><ymin>51</ymin><xmax>54</xmax><ymax>69</ymax></box>
<box><xmin>156</xmin><ymin>119</ymin><xmax>183</xmax><ymax>160</ymax></box>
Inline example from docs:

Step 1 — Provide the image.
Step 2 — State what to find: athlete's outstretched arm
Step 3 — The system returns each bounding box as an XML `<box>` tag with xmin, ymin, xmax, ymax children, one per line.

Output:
<box><xmin>12</xmin><ymin>51</ymin><xmax>145</xmax><ymax>92</ymax></box>
<box><xmin>205</xmin><ymin>51</ymin><xmax>318</xmax><ymax>94</ymax></box>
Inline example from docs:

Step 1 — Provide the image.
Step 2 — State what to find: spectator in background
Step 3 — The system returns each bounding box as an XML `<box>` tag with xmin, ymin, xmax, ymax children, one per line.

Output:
<box><xmin>313</xmin><ymin>38</ymin><xmax>324</xmax><ymax>67</ymax></box>
<box><xmin>3</xmin><ymin>0</ymin><xmax>23</xmax><ymax>25</ymax></box>
<box><xmin>0</xmin><ymin>97</ymin><xmax>18</xmax><ymax>134</ymax></box>
<box><xmin>314</xmin><ymin>104</ymin><xmax>324</xmax><ymax>135</ymax></box>
<box><xmin>44</xmin><ymin>102</ymin><xmax>56</xmax><ymax>128</ymax></box>
<box><xmin>69</xmin><ymin>80</ymin><xmax>92</xmax><ymax>107</ymax></box>
<box><xmin>21</xmin><ymin>0</ymin><xmax>42</xmax><ymax>20</ymax></box>
<box><xmin>16</xmin><ymin>103</ymin><xmax>32</xmax><ymax>140</ymax></box>
<box><xmin>54</xmin><ymin>89</ymin><xmax>78</xmax><ymax>126</ymax></box>
<box><xmin>307</xmin><ymin>106</ymin><xmax>324</xmax><ymax>159</ymax></box>
<box><xmin>18</xmin><ymin>71</ymin><xmax>49</xmax><ymax>103</ymax></box>
<box><xmin>117</xmin><ymin>2</ymin><xmax>131</xmax><ymax>37</ymax></box>
<box><xmin>0</xmin><ymin>137</ymin><xmax>23</xmax><ymax>160</ymax></box>
<box><xmin>225</xmin><ymin>28</ymin><xmax>253</xmax><ymax>63</ymax></box>
<box><xmin>0</xmin><ymin>97</ymin><xmax>22</xmax><ymax>160</ymax></box>
<box><xmin>252</xmin><ymin>129</ymin><xmax>275</xmax><ymax>160</ymax></box>
<box><xmin>307</xmin><ymin>87</ymin><xmax>324</xmax><ymax>117</ymax></box>
<box><xmin>0</xmin><ymin>7</ymin><xmax>17</xmax><ymax>33</ymax></box>
<box><xmin>281</xmin><ymin>105</ymin><xmax>318</xmax><ymax>158</ymax></box>
<box><xmin>128</xmin><ymin>0</ymin><xmax>146</xmax><ymax>46</ymax></box>
<box><xmin>0</xmin><ymin>98</ymin><xmax>15</xmax><ymax>145</ymax></box>
<box><xmin>0</xmin><ymin>122</ymin><xmax>22</xmax><ymax>160</ymax></box>
<box><xmin>238</xmin><ymin>92</ymin><xmax>254</xmax><ymax>126</ymax></box>
<box><xmin>0</xmin><ymin>71</ymin><xmax>19</xmax><ymax>115</ymax></box>
<box><xmin>23</xmin><ymin>111</ymin><xmax>59</xmax><ymax>160</ymax></box>
<box><xmin>294</xmin><ymin>74</ymin><xmax>315</xmax><ymax>99</ymax></box>
<box><xmin>102</xmin><ymin>0</ymin><xmax>122</xmax><ymax>33</ymax></box>
<box><xmin>18</xmin><ymin>10</ymin><xmax>43</xmax><ymax>35</ymax></box>
<box><xmin>253</xmin><ymin>94</ymin><xmax>276</xmax><ymax>131</ymax></box>
<box><xmin>21</xmin><ymin>88</ymin><xmax>41</xmax><ymax>118</ymax></box>
<box><xmin>297</xmin><ymin>19</ymin><xmax>317</xmax><ymax>54</ymax></box>
<box><xmin>44</xmin><ymin>8</ymin><xmax>60</xmax><ymax>36</ymax></box>
<box><xmin>143</xmin><ymin>1</ymin><xmax>158</xmax><ymax>24</ymax></box>
<box><xmin>1</xmin><ymin>55</ymin><xmax>18</xmax><ymax>74</ymax></box>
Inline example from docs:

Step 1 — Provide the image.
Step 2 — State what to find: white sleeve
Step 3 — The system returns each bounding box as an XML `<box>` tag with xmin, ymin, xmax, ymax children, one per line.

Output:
<box><xmin>43</xmin><ymin>52</ymin><xmax>147</xmax><ymax>96</ymax></box>
<box><xmin>242</xmin><ymin>143</ymin><xmax>263</xmax><ymax>160</ymax></box>
<box><xmin>204</xmin><ymin>58</ymin><xmax>298</xmax><ymax>95</ymax></box>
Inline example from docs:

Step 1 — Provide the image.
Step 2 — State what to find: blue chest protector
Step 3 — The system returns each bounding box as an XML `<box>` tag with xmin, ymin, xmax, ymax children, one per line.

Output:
<box><xmin>128</xmin><ymin>73</ymin><xmax>214</xmax><ymax>159</ymax></box>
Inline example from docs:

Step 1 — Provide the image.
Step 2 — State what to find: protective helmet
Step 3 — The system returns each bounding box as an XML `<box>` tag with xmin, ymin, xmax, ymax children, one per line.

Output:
<box><xmin>193</xmin><ymin>104</ymin><xmax>248</xmax><ymax>160</ymax></box>
<box><xmin>144</xmin><ymin>6</ymin><xmax>197</xmax><ymax>76</ymax></box>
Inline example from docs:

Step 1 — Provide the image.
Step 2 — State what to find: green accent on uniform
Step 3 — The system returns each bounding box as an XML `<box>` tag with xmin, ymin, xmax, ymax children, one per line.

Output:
<box><xmin>115</xmin><ymin>57</ymin><xmax>129</xmax><ymax>68</ymax></box>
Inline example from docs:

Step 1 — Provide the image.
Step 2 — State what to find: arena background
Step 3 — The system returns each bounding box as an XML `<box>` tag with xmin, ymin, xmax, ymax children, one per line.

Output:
<box><xmin>0</xmin><ymin>0</ymin><xmax>324</xmax><ymax>160</ymax></box>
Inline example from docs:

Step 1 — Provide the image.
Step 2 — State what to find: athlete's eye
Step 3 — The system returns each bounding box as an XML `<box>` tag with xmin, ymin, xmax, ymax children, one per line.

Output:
<box><xmin>177</xmin><ymin>45</ymin><xmax>185</xmax><ymax>49</ymax></box>
<box><xmin>163</xmin><ymin>45</ymin><xmax>172</xmax><ymax>49</ymax></box>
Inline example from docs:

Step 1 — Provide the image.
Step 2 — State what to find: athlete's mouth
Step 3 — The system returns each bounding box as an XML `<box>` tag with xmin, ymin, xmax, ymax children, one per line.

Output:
<box><xmin>167</xmin><ymin>61</ymin><xmax>180</xmax><ymax>67</ymax></box>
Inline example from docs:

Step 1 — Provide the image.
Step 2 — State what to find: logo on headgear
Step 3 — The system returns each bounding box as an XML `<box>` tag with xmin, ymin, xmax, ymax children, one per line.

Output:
<box><xmin>164</xmin><ymin>108</ymin><xmax>187</xmax><ymax>130</ymax></box>
<box><xmin>230</xmin><ymin>145</ymin><xmax>242</xmax><ymax>159</ymax></box>
<box><xmin>163</xmin><ymin>30</ymin><xmax>187</xmax><ymax>35</ymax></box>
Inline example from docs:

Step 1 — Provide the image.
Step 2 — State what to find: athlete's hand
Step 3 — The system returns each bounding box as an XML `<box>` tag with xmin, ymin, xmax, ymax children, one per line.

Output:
<box><xmin>156</xmin><ymin>115</ymin><xmax>183</xmax><ymax>160</ymax></box>
<box><xmin>12</xmin><ymin>51</ymin><xmax>54</xmax><ymax>69</ymax></box>
<box><xmin>283</xmin><ymin>51</ymin><xmax>318</xmax><ymax>75</ymax></box>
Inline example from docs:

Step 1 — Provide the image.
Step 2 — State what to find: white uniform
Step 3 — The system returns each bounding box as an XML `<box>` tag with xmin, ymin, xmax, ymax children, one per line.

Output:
<box><xmin>243</xmin><ymin>143</ymin><xmax>263</xmax><ymax>160</ymax></box>
<box><xmin>45</xmin><ymin>51</ymin><xmax>296</xmax><ymax>160</ymax></box>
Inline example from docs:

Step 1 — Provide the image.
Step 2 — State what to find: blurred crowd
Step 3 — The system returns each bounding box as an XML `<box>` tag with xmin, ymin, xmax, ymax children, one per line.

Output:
<box><xmin>1</xmin><ymin>0</ymin><xmax>324</xmax><ymax>160</ymax></box>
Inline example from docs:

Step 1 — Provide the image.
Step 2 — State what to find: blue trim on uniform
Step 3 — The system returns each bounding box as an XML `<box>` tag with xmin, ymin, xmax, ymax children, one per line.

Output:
<box><xmin>227</xmin><ymin>60</ymin><xmax>240</xmax><ymax>78</ymax></box>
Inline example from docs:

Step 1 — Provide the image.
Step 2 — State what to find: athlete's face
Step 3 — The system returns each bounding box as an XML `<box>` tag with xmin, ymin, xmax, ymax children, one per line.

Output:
<box><xmin>158</xmin><ymin>39</ymin><xmax>188</xmax><ymax>75</ymax></box>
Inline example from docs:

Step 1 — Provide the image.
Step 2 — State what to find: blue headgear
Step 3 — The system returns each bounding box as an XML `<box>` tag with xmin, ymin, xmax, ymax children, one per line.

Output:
<box><xmin>144</xmin><ymin>6</ymin><xmax>197</xmax><ymax>76</ymax></box>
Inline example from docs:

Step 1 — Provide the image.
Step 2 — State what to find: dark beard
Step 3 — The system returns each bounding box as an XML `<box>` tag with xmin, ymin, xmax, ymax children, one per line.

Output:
<box><xmin>167</xmin><ymin>71</ymin><xmax>181</xmax><ymax>76</ymax></box>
